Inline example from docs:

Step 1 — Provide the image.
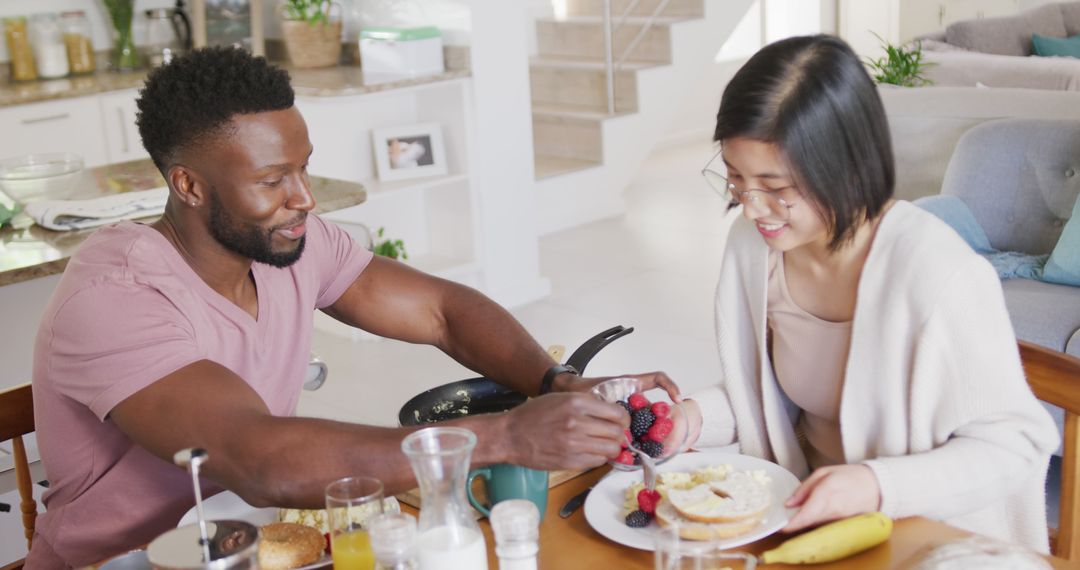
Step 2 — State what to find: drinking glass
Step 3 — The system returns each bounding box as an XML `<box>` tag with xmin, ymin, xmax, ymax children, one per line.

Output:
<box><xmin>653</xmin><ymin>527</ymin><xmax>757</xmax><ymax>570</ymax></box>
<box><xmin>326</xmin><ymin>476</ymin><xmax>386</xmax><ymax>570</ymax></box>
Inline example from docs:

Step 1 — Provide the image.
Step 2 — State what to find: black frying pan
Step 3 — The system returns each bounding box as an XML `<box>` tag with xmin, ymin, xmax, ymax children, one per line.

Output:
<box><xmin>398</xmin><ymin>326</ymin><xmax>634</xmax><ymax>426</ymax></box>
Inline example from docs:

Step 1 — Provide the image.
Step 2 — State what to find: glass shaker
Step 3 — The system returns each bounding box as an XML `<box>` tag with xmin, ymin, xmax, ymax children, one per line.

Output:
<box><xmin>401</xmin><ymin>427</ymin><xmax>489</xmax><ymax>570</ymax></box>
<box><xmin>490</xmin><ymin>500</ymin><xmax>540</xmax><ymax>570</ymax></box>
<box><xmin>3</xmin><ymin>17</ymin><xmax>37</xmax><ymax>81</ymax></box>
<box><xmin>370</xmin><ymin>512</ymin><xmax>418</xmax><ymax>570</ymax></box>
<box><xmin>28</xmin><ymin>13</ymin><xmax>69</xmax><ymax>79</ymax></box>
<box><xmin>60</xmin><ymin>11</ymin><xmax>95</xmax><ymax>74</ymax></box>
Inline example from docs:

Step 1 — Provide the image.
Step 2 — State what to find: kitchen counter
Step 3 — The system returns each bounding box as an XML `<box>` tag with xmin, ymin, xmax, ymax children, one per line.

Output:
<box><xmin>0</xmin><ymin>63</ymin><xmax>471</xmax><ymax>107</ymax></box>
<box><xmin>0</xmin><ymin>159</ymin><xmax>366</xmax><ymax>287</ymax></box>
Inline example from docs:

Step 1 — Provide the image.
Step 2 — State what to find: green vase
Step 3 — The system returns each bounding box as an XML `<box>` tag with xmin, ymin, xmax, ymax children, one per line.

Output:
<box><xmin>112</xmin><ymin>23</ymin><xmax>139</xmax><ymax>71</ymax></box>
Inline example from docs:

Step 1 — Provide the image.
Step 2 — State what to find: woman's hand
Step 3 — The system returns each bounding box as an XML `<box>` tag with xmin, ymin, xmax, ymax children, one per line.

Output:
<box><xmin>781</xmin><ymin>464</ymin><xmax>881</xmax><ymax>532</ymax></box>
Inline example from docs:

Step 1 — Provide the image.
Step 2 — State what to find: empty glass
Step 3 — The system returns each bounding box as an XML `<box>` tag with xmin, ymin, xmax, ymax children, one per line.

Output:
<box><xmin>653</xmin><ymin>527</ymin><xmax>757</xmax><ymax>570</ymax></box>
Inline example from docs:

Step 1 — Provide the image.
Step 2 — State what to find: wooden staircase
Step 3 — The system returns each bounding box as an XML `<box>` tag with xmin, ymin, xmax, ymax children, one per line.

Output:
<box><xmin>530</xmin><ymin>0</ymin><xmax>706</xmax><ymax>179</ymax></box>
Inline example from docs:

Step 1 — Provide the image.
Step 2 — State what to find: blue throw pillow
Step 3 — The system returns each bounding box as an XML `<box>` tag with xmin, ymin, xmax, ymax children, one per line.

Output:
<box><xmin>1032</xmin><ymin>33</ymin><xmax>1080</xmax><ymax>58</ymax></box>
<box><xmin>1041</xmin><ymin>193</ymin><xmax>1080</xmax><ymax>287</ymax></box>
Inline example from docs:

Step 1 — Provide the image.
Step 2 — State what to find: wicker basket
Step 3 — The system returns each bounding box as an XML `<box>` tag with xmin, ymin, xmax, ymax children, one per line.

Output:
<box><xmin>281</xmin><ymin>19</ymin><xmax>342</xmax><ymax>69</ymax></box>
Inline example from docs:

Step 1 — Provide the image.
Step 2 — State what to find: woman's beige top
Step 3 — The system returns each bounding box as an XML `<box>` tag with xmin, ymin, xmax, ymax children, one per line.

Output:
<box><xmin>767</xmin><ymin>251</ymin><xmax>853</xmax><ymax>469</ymax></box>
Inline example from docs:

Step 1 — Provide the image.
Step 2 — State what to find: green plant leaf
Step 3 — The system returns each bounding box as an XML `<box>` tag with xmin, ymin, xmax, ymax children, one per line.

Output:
<box><xmin>864</xmin><ymin>32</ymin><xmax>934</xmax><ymax>87</ymax></box>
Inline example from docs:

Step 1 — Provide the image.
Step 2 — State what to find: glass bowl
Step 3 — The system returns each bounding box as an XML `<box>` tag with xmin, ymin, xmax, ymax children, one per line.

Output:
<box><xmin>592</xmin><ymin>377</ymin><xmax>688</xmax><ymax>472</ymax></box>
<box><xmin>0</xmin><ymin>153</ymin><xmax>85</xmax><ymax>205</ymax></box>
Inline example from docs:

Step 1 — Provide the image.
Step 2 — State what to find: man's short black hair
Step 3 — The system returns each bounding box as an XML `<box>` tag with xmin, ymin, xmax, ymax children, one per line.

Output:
<box><xmin>714</xmin><ymin>34</ymin><xmax>894</xmax><ymax>251</ymax></box>
<box><xmin>136</xmin><ymin>46</ymin><xmax>295</xmax><ymax>172</ymax></box>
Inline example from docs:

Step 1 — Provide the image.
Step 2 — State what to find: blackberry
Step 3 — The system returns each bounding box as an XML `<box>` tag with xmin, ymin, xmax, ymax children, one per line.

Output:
<box><xmin>625</xmin><ymin>509</ymin><xmax>652</xmax><ymax>528</ymax></box>
<box><xmin>616</xmin><ymin>400</ymin><xmax>633</xmax><ymax>416</ymax></box>
<box><xmin>638</xmin><ymin>439</ymin><xmax>664</xmax><ymax>458</ymax></box>
<box><xmin>630</xmin><ymin>408</ymin><xmax>655</xmax><ymax>439</ymax></box>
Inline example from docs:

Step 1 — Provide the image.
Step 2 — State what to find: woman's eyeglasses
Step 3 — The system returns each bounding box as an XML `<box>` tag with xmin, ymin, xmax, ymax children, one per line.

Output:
<box><xmin>701</xmin><ymin>149</ymin><xmax>799</xmax><ymax>221</ymax></box>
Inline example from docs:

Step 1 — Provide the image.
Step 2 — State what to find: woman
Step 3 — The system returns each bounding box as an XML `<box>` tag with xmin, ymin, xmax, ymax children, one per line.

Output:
<box><xmin>682</xmin><ymin>35</ymin><xmax>1059</xmax><ymax>551</ymax></box>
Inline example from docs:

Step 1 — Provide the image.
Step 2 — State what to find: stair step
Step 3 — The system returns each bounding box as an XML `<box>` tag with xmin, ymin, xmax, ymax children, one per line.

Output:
<box><xmin>567</xmin><ymin>0</ymin><xmax>705</xmax><ymax>18</ymax></box>
<box><xmin>536</xmin><ymin>17</ymin><xmax>673</xmax><ymax>63</ymax></box>
<box><xmin>530</xmin><ymin>61</ymin><xmax>639</xmax><ymax>114</ymax></box>
<box><xmin>532</xmin><ymin>103</ymin><xmax>631</xmax><ymax>121</ymax></box>
<box><xmin>534</xmin><ymin>155</ymin><xmax>602</xmax><ymax>180</ymax></box>
<box><xmin>530</xmin><ymin>56</ymin><xmax>657</xmax><ymax>71</ymax></box>
<box><xmin>533</xmin><ymin>113</ymin><xmax>603</xmax><ymax>163</ymax></box>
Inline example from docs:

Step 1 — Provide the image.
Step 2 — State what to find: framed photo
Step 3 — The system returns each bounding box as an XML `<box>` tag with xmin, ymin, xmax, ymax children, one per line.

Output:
<box><xmin>372</xmin><ymin>123</ymin><xmax>448</xmax><ymax>182</ymax></box>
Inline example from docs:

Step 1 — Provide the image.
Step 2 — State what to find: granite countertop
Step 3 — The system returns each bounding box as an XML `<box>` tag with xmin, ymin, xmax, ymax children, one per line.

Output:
<box><xmin>0</xmin><ymin>159</ymin><xmax>366</xmax><ymax>286</ymax></box>
<box><xmin>0</xmin><ymin>63</ymin><xmax>471</xmax><ymax>108</ymax></box>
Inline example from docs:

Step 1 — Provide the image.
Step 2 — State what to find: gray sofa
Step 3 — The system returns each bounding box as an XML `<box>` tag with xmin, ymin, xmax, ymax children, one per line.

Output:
<box><xmin>935</xmin><ymin>118</ymin><xmax>1080</xmax><ymax>360</ymax></box>
<box><xmin>917</xmin><ymin>2</ymin><xmax>1080</xmax><ymax>90</ymax></box>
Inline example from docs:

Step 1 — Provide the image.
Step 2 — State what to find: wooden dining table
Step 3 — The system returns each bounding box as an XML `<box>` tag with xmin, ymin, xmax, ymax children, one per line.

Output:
<box><xmin>410</xmin><ymin>466</ymin><xmax>1080</xmax><ymax>570</ymax></box>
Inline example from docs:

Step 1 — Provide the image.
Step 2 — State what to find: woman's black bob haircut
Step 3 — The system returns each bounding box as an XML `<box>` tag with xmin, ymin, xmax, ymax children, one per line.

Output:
<box><xmin>714</xmin><ymin>34</ymin><xmax>894</xmax><ymax>251</ymax></box>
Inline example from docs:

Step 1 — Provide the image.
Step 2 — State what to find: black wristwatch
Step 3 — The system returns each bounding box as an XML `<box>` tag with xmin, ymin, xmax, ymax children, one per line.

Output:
<box><xmin>539</xmin><ymin>363</ymin><xmax>579</xmax><ymax>395</ymax></box>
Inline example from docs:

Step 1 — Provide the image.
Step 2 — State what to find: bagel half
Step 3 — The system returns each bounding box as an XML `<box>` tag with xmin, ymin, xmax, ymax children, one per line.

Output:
<box><xmin>654</xmin><ymin>500</ymin><xmax>765</xmax><ymax>540</ymax></box>
<box><xmin>258</xmin><ymin>522</ymin><xmax>326</xmax><ymax>570</ymax></box>
<box><xmin>666</xmin><ymin>471</ymin><xmax>771</xmax><ymax>524</ymax></box>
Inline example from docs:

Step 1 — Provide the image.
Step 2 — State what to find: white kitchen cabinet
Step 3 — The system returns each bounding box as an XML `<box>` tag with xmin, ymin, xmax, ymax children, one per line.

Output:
<box><xmin>297</xmin><ymin>78</ymin><xmax>480</xmax><ymax>287</ymax></box>
<box><xmin>0</xmin><ymin>96</ymin><xmax>108</xmax><ymax>166</ymax></box>
<box><xmin>99</xmin><ymin>89</ymin><xmax>150</xmax><ymax>164</ymax></box>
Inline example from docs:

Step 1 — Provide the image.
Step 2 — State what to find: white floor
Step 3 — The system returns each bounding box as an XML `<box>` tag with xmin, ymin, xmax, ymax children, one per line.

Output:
<box><xmin>297</xmin><ymin>139</ymin><xmax>734</xmax><ymax>427</ymax></box>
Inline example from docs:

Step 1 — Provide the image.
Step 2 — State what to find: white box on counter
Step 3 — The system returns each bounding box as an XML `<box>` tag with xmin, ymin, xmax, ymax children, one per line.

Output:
<box><xmin>360</xmin><ymin>26</ymin><xmax>445</xmax><ymax>82</ymax></box>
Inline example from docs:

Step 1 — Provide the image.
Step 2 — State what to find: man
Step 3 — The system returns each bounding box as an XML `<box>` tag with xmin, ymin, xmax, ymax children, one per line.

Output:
<box><xmin>28</xmin><ymin>47</ymin><xmax>677</xmax><ymax>567</ymax></box>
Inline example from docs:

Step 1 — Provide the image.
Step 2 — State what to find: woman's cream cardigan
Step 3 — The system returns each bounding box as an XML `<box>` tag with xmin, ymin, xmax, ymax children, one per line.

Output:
<box><xmin>691</xmin><ymin>201</ymin><xmax>1060</xmax><ymax>551</ymax></box>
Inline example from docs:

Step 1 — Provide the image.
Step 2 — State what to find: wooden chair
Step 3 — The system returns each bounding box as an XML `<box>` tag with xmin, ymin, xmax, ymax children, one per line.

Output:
<box><xmin>0</xmin><ymin>383</ymin><xmax>35</xmax><ymax>568</ymax></box>
<box><xmin>1019</xmin><ymin>341</ymin><xmax>1080</xmax><ymax>561</ymax></box>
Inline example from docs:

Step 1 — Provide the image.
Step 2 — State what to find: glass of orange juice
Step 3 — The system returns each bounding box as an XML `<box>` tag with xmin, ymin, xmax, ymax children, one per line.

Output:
<box><xmin>326</xmin><ymin>476</ymin><xmax>385</xmax><ymax>570</ymax></box>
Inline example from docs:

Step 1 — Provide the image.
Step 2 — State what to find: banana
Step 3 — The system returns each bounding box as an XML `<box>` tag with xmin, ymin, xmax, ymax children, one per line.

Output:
<box><xmin>760</xmin><ymin>512</ymin><xmax>893</xmax><ymax>565</ymax></box>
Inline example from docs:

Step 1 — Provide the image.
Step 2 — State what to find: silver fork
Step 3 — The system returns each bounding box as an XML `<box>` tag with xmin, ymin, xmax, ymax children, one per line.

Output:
<box><xmin>626</xmin><ymin>437</ymin><xmax>658</xmax><ymax>490</ymax></box>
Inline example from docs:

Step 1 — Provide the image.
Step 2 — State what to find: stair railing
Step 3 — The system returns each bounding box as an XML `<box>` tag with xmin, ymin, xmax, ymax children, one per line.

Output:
<box><xmin>602</xmin><ymin>0</ymin><xmax>674</xmax><ymax>114</ymax></box>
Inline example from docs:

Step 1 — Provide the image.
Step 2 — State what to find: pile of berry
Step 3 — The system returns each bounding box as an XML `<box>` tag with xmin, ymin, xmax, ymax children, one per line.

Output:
<box><xmin>613</xmin><ymin>393</ymin><xmax>672</xmax><ymax>467</ymax></box>
<box><xmin>626</xmin><ymin>488</ymin><xmax>661</xmax><ymax>528</ymax></box>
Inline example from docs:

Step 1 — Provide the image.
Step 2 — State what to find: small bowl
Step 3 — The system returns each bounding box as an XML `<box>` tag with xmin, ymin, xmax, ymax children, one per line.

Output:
<box><xmin>0</xmin><ymin>152</ymin><xmax>85</xmax><ymax>205</ymax></box>
<box><xmin>592</xmin><ymin>377</ymin><xmax>688</xmax><ymax>472</ymax></box>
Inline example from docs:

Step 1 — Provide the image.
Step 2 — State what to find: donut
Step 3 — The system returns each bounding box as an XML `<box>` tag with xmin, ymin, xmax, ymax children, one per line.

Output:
<box><xmin>258</xmin><ymin>522</ymin><xmax>326</xmax><ymax>570</ymax></box>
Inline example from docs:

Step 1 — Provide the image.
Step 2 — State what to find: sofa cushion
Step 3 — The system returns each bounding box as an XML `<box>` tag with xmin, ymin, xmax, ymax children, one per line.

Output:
<box><xmin>1002</xmin><ymin>278</ymin><xmax>1080</xmax><ymax>358</ymax></box>
<box><xmin>1033</xmin><ymin>32</ymin><xmax>1080</xmax><ymax>57</ymax></box>
<box><xmin>1042</xmin><ymin>192</ymin><xmax>1080</xmax><ymax>285</ymax></box>
<box><xmin>947</xmin><ymin>4</ymin><xmax>1068</xmax><ymax>56</ymax></box>
<box><xmin>1061</xmin><ymin>1</ymin><xmax>1080</xmax><ymax>36</ymax></box>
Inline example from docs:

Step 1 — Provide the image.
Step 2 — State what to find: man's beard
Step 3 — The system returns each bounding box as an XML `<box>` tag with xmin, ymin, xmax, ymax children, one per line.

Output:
<box><xmin>208</xmin><ymin>193</ymin><xmax>306</xmax><ymax>268</ymax></box>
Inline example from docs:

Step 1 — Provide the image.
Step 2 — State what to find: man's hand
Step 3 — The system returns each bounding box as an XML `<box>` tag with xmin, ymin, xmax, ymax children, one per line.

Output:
<box><xmin>555</xmin><ymin>371</ymin><xmax>682</xmax><ymax>403</ymax></box>
<box><xmin>781</xmin><ymin>464</ymin><xmax>882</xmax><ymax>532</ymax></box>
<box><xmin>503</xmin><ymin>392</ymin><xmax>629</xmax><ymax>471</ymax></box>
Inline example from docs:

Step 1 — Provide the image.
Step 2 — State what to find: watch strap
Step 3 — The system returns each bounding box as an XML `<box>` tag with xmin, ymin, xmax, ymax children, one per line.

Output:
<box><xmin>539</xmin><ymin>363</ymin><xmax>579</xmax><ymax>395</ymax></box>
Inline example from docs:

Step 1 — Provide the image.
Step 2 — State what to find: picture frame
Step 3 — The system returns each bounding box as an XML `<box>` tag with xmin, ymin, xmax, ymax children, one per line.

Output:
<box><xmin>372</xmin><ymin>123</ymin><xmax>448</xmax><ymax>182</ymax></box>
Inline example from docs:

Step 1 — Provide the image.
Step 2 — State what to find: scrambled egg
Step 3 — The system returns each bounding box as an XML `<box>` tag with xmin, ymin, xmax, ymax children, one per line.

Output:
<box><xmin>622</xmin><ymin>464</ymin><xmax>771</xmax><ymax>515</ymax></box>
<box><xmin>278</xmin><ymin>498</ymin><xmax>399</xmax><ymax>534</ymax></box>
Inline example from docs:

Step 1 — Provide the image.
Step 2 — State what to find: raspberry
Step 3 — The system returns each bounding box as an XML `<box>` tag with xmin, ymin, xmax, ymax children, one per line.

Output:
<box><xmin>650</xmin><ymin>401</ymin><xmax>670</xmax><ymax>419</ymax></box>
<box><xmin>625</xmin><ymin>509</ymin><xmax>652</xmax><ymax>528</ymax></box>
<box><xmin>646</xmin><ymin>418</ymin><xmax>674</xmax><ymax>443</ymax></box>
<box><xmin>630</xmin><ymin>408</ymin><xmax>655</xmax><ymax>439</ymax></box>
<box><xmin>628</xmin><ymin>393</ymin><xmax>651</xmax><ymax>411</ymax></box>
<box><xmin>616</xmin><ymin>400</ymin><xmax>633</xmax><ymax>415</ymax></box>
<box><xmin>638</xmin><ymin>439</ymin><xmax>664</xmax><ymax>458</ymax></box>
<box><xmin>622</xmin><ymin>428</ymin><xmax>632</xmax><ymax>448</ymax></box>
<box><xmin>636</xmin><ymin>489</ymin><xmax>661</xmax><ymax>514</ymax></box>
<box><xmin>614</xmin><ymin>450</ymin><xmax>635</xmax><ymax>465</ymax></box>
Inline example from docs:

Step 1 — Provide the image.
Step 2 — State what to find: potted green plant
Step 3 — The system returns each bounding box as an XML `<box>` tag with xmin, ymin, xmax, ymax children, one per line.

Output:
<box><xmin>102</xmin><ymin>0</ymin><xmax>139</xmax><ymax>70</ymax></box>
<box><xmin>280</xmin><ymin>0</ymin><xmax>342</xmax><ymax>68</ymax></box>
<box><xmin>865</xmin><ymin>33</ymin><xmax>933</xmax><ymax>87</ymax></box>
<box><xmin>372</xmin><ymin>226</ymin><xmax>408</xmax><ymax>260</ymax></box>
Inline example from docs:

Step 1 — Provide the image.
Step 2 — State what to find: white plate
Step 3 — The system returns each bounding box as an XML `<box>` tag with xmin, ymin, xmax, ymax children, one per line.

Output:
<box><xmin>178</xmin><ymin>491</ymin><xmax>400</xmax><ymax>570</ymax></box>
<box><xmin>583</xmin><ymin>451</ymin><xmax>800</xmax><ymax>552</ymax></box>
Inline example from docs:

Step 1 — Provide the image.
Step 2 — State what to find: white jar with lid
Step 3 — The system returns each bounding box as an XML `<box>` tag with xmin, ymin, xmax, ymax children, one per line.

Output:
<box><xmin>491</xmin><ymin>500</ymin><xmax>540</xmax><ymax>570</ymax></box>
<box><xmin>29</xmin><ymin>13</ymin><xmax>69</xmax><ymax>78</ymax></box>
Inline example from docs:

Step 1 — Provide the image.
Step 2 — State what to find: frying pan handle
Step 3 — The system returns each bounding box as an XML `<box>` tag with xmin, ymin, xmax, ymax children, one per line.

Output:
<box><xmin>564</xmin><ymin>326</ymin><xmax>635</xmax><ymax>374</ymax></box>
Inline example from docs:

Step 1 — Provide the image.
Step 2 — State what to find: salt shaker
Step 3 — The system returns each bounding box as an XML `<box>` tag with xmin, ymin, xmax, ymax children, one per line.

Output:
<box><xmin>370</xmin><ymin>512</ymin><xmax>418</xmax><ymax>570</ymax></box>
<box><xmin>490</xmin><ymin>500</ymin><xmax>540</xmax><ymax>570</ymax></box>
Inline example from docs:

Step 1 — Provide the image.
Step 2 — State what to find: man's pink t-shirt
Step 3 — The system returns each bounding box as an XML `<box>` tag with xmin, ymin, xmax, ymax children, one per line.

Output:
<box><xmin>27</xmin><ymin>215</ymin><xmax>372</xmax><ymax>568</ymax></box>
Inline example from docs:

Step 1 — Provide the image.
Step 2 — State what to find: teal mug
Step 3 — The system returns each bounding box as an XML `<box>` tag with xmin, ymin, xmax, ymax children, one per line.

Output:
<box><xmin>467</xmin><ymin>464</ymin><xmax>549</xmax><ymax>520</ymax></box>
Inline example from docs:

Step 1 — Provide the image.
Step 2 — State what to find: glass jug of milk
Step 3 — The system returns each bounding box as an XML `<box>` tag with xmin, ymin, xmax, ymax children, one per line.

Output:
<box><xmin>401</xmin><ymin>427</ymin><xmax>489</xmax><ymax>570</ymax></box>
